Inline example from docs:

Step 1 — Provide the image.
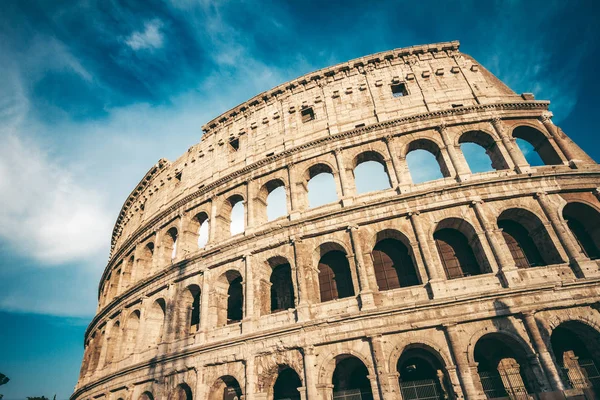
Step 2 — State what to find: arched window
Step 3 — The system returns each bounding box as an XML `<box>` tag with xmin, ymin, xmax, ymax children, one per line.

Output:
<box><xmin>104</xmin><ymin>321</ymin><xmax>120</xmax><ymax>365</ymax></box>
<box><xmin>270</xmin><ymin>263</ymin><xmax>295</xmax><ymax>313</ymax></box>
<box><xmin>122</xmin><ymin>310</ymin><xmax>140</xmax><ymax>356</ymax></box>
<box><xmin>475</xmin><ymin>333</ymin><xmax>538</xmax><ymax>398</ymax></box>
<box><xmin>162</xmin><ymin>227</ymin><xmax>178</xmax><ymax>262</ymax></box>
<box><xmin>371</xmin><ymin>236</ymin><xmax>419</xmax><ymax>290</ymax></box>
<box><xmin>434</xmin><ymin>220</ymin><xmax>485</xmax><ymax>279</ymax></box>
<box><xmin>513</xmin><ymin>126</ymin><xmax>562</xmax><ymax>166</ymax></box>
<box><xmin>563</xmin><ymin>202</ymin><xmax>600</xmax><ymax>260</ymax></box>
<box><xmin>257</xmin><ymin>179</ymin><xmax>287</xmax><ymax>222</ymax></box>
<box><xmin>332</xmin><ymin>356</ymin><xmax>373</xmax><ymax>400</ymax></box>
<box><xmin>145</xmin><ymin>299</ymin><xmax>165</xmax><ymax>347</ymax></box>
<box><xmin>138</xmin><ymin>392</ymin><xmax>154</xmax><ymax>400</ymax></box>
<box><xmin>318</xmin><ymin>249</ymin><xmax>355</xmax><ymax>302</ymax></box>
<box><xmin>209</xmin><ymin>376</ymin><xmax>243</xmax><ymax>400</ymax></box>
<box><xmin>498</xmin><ymin>208</ymin><xmax>563</xmax><ymax>268</ymax></box>
<box><xmin>459</xmin><ymin>130</ymin><xmax>509</xmax><ymax>173</ymax></box>
<box><xmin>228</xmin><ymin>195</ymin><xmax>245</xmax><ymax>236</ymax></box>
<box><xmin>168</xmin><ymin>383</ymin><xmax>192</xmax><ymax>400</ymax></box>
<box><xmin>121</xmin><ymin>255</ymin><xmax>134</xmax><ymax>290</ymax></box>
<box><xmin>353</xmin><ymin>151</ymin><xmax>391</xmax><ymax>194</ymax></box>
<box><xmin>273</xmin><ymin>367</ymin><xmax>302</xmax><ymax>400</ymax></box>
<box><xmin>192</xmin><ymin>212</ymin><xmax>210</xmax><ymax>249</ymax></box>
<box><xmin>397</xmin><ymin>346</ymin><xmax>451</xmax><ymax>400</ymax></box>
<box><xmin>139</xmin><ymin>242</ymin><xmax>154</xmax><ymax>277</ymax></box>
<box><xmin>306</xmin><ymin>164</ymin><xmax>338</xmax><ymax>208</ymax></box>
<box><xmin>87</xmin><ymin>330</ymin><xmax>104</xmax><ymax>374</ymax></box>
<box><xmin>406</xmin><ymin>139</ymin><xmax>450</xmax><ymax>184</ymax></box>
<box><xmin>551</xmin><ymin>321</ymin><xmax>600</xmax><ymax>391</ymax></box>
<box><xmin>189</xmin><ymin>285</ymin><xmax>201</xmax><ymax>328</ymax></box>
<box><xmin>215</xmin><ymin>270</ymin><xmax>243</xmax><ymax>326</ymax></box>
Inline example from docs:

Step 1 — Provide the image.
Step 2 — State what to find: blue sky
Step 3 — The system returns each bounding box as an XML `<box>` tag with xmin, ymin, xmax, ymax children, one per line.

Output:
<box><xmin>0</xmin><ymin>0</ymin><xmax>599</xmax><ymax>398</ymax></box>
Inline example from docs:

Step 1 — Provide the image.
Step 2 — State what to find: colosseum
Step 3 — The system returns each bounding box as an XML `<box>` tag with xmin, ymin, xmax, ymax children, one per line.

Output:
<box><xmin>72</xmin><ymin>41</ymin><xmax>600</xmax><ymax>400</ymax></box>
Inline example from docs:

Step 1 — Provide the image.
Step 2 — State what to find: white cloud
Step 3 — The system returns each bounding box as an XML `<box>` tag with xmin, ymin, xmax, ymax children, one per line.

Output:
<box><xmin>125</xmin><ymin>19</ymin><xmax>165</xmax><ymax>51</ymax></box>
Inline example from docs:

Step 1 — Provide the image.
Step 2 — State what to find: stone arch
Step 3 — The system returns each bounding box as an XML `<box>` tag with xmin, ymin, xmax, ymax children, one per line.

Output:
<box><xmin>168</xmin><ymin>383</ymin><xmax>192</xmax><ymax>400</ymax></box>
<box><xmin>256</xmin><ymin>178</ymin><xmax>287</xmax><ymax>223</ymax></box>
<box><xmin>303</xmin><ymin>162</ymin><xmax>339</xmax><ymax>208</ymax></box>
<box><xmin>466</xmin><ymin>325</ymin><xmax>536</xmax><ymax>366</ymax></box>
<box><xmin>104</xmin><ymin>320</ymin><xmax>121</xmax><ymax>365</ymax></box>
<box><xmin>314</xmin><ymin>241</ymin><xmax>355</xmax><ymax>302</ymax></box>
<box><xmin>122</xmin><ymin>309</ymin><xmax>141</xmax><ymax>356</ymax></box>
<box><xmin>405</xmin><ymin>138</ymin><xmax>452</xmax><ymax>183</ymax></box>
<box><xmin>497</xmin><ymin>207</ymin><xmax>563</xmax><ymax>267</ymax></box>
<box><xmin>388</xmin><ymin>340</ymin><xmax>454</xmax><ymax>377</ymax></box>
<box><xmin>318</xmin><ymin>349</ymin><xmax>376</xmax><ymax>390</ymax></box>
<box><xmin>138</xmin><ymin>391</ymin><xmax>154</xmax><ymax>400</ymax></box>
<box><xmin>121</xmin><ymin>254</ymin><xmax>134</xmax><ymax>291</ymax></box>
<box><xmin>161</xmin><ymin>226</ymin><xmax>178</xmax><ymax>264</ymax></box>
<box><xmin>433</xmin><ymin>217</ymin><xmax>489</xmax><ymax>279</ymax></box>
<box><xmin>396</xmin><ymin>343</ymin><xmax>453</xmax><ymax>400</ymax></box>
<box><xmin>145</xmin><ymin>298</ymin><xmax>165</xmax><ymax>347</ymax></box>
<box><xmin>562</xmin><ymin>201</ymin><xmax>600</xmax><ymax>260</ymax></box>
<box><xmin>87</xmin><ymin>330</ymin><xmax>104</xmax><ymax>374</ymax></box>
<box><xmin>472</xmin><ymin>332</ymin><xmax>540</xmax><ymax>397</ymax></box>
<box><xmin>262</xmin><ymin>364</ymin><xmax>303</xmax><ymax>399</ymax></box>
<box><xmin>219</xmin><ymin>193</ymin><xmax>246</xmax><ymax>237</ymax></box>
<box><xmin>138</xmin><ymin>241</ymin><xmax>155</xmax><ymax>278</ymax></box>
<box><xmin>352</xmin><ymin>150</ymin><xmax>392</xmax><ymax>194</ymax></box>
<box><xmin>512</xmin><ymin>125</ymin><xmax>563</xmax><ymax>166</ymax></box>
<box><xmin>213</xmin><ymin>269</ymin><xmax>243</xmax><ymax>326</ymax></box>
<box><xmin>188</xmin><ymin>210</ymin><xmax>210</xmax><ymax>249</ymax></box>
<box><xmin>264</xmin><ymin>256</ymin><xmax>295</xmax><ymax>315</ymax></box>
<box><xmin>458</xmin><ymin>130</ymin><xmax>509</xmax><ymax>171</ymax></box>
<box><xmin>208</xmin><ymin>376</ymin><xmax>243</xmax><ymax>400</ymax></box>
<box><xmin>370</xmin><ymin>229</ymin><xmax>420</xmax><ymax>290</ymax></box>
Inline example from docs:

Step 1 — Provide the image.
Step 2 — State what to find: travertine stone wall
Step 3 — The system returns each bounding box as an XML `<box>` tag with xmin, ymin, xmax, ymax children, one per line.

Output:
<box><xmin>73</xmin><ymin>41</ymin><xmax>600</xmax><ymax>400</ymax></box>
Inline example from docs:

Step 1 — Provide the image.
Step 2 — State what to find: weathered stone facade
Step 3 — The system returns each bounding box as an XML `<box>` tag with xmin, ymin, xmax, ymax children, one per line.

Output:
<box><xmin>73</xmin><ymin>41</ymin><xmax>600</xmax><ymax>400</ymax></box>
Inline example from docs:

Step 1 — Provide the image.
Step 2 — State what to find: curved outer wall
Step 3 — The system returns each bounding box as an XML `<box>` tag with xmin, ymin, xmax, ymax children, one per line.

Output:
<box><xmin>74</xmin><ymin>41</ymin><xmax>600</xmax><ymax>400</ymax></box>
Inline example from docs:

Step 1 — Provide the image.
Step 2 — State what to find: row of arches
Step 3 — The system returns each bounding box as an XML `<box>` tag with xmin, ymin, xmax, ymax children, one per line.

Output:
<box><xmin>107</xmin><ymin>319</ymin><xmax>600</xmax><ymax>400</ymax></box>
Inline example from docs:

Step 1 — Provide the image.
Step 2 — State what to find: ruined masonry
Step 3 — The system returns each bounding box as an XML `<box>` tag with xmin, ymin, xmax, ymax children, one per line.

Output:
<box><xmin>73</xmin><ymin>41</ymin><xmax>600</xmax><ymax>400</ymax></box>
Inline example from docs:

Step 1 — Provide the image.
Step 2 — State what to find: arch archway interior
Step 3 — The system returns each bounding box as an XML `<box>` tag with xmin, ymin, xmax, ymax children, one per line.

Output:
<box><xmin>406</xmin><ymin>149</ymin><xmax>445</xmax><ymax>183</ymax></box>
<box><xmin>459</xmin><ymin>130</ymin><xmax>508</xmax><ymax>172</ymax></box>
<box><xmin>397</xmin><ymin>347</ymin><xmax>449</xmax><ymax>400</ymax></box>
<box><xmin>273</xmin><ymin>367</ymin><xmax>302</xmax><ymax>400</ymax></box>
<box><xmin>209</xmin><ymin>376</ymin><xmax>243</xmax><ymax>400</ymax></box>
<box><xmin>372</xmin><ymin>238</ymin><xmax>419</xmax><ymax>290</ymax></box>
<box><xmin>267</xmin><ymin>185</ymin><xmax>287</xmax><ymax>221</ymax></box>
<box><xmin>270</xmin><ymin>263</ymin><xmax>295</xmax><ymax>313</ymax></box>
<box><xmin>512</xmin><ymin>126</ymin><xmax>562</xmax><ymax>166</ymax></box>
<box><xmin>562</xmin><ymin>202</ymin><xmax>600</xmax><ymax>260</ymax></box>
<box><xmin>433</xmin><ymin>227</ymin><xmax>482</xmax><ymax>279</ymax></box>
<box><xmin>318</xmin><ymin>250</ymin><xmax>355</xmax><ymax>302</ymax></box>
<box><xmin>332</xmin><ymin>356</ymin><xmax>373</xmax><ymax>400</ymax></box>
<box><xmin>307</xmin><ymin>164</ymin><xmax>337</xmax><ymax>208</ymax></box>
<box><xmin>169</xmin><ymin>383</ymin><xmax>192</xmax><ymax>400</ymax></box>
<box><xmin>353</xmin><ymin>152</ymin><xmax>392</xmax><ymax>194</ymax></box>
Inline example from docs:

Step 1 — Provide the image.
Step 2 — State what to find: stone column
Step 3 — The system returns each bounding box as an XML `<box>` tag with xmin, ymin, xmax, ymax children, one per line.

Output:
<box><xmin>409</xmin><ymin>212</ymin><xmax>443</xmax><ymax>282</ymax></box>
<box><xmin>246</xmin><ymin>181</ymin><xmax>256</xmax><ymax>230</ymax></box>
<box><xmin>443</xmin><ymin>324</ymin><xmax>481</xmax><ymax>399</ymax></box>
<box><xmin>471</xmin><ymin>199</ymin><xmax>514</xmax><ymax>273</ymax></box>
<box><xmin>383</xmin><ymin>136</ymin><xmax>401</xmax><ymax>190</ymax></box>
<box><xmin>535</xmin><ymin>192</ymin><xmax>589</xmax><ymax>278</ymax></box>
<box><xmin>520</xmin><ymin>311</ymin><xmax>566</xmax><ymax>391</ymax></box>
<box><xmin>334</xmin><ymin>149</ymin><xmax>355</xmax><ymax>200</ymax></box>
<box><xmin>162</xmin><ymin>283</ymin><xmax>178</xmax><ymax>346</ymax></box>
<box><xmin>209</xmin><ymin>196</ymin><xmax>218</xmax><ymax>245</ymax></box>
<box><xmin>198</xmin><ymin>271</ymin><xmax>211</xmax><ymax>342</ymax></box>
<box><xmin>245</xmin><ymin>354</ymin><xmax>257</xmax><ymax>400</ymax></box>
<box><xmin>178</xmin><ymin>214</ymin><xmax>198</xmax><ymax>259</ymax></box>
<box><xmin>303</xmin><ymin>346</ymin><xmax>319</xmax><ymax>400</ymax></box>
<box><xmin>243</xmin><ymin>254</ymin><xmax>255</xmax><ymax>332</ymax></box>
<box><xmin>348</xmin><ymin>225</ymin><xmax>376</xmax><ymax>310</ymax></box>
<box><xmin>438</xmin><ymin>123</ymin><xmax>470</xmax><ymax>181</ymax></box>
<box><xmin>292</xmin><ymin>238</ymin><xmax>311</xmax><ymax>321</ymax></box>
<box><xmin>491</xmin><ymin>117</ymin><xmax>531</xmax><ymax>173</ymax></box>
<box><xmin>369</xmin><ymin>335</ymin><xmax>394</xmax><ymax>399</ymax></box>
<box><xmin>539</xmin><ymin>113</ymin><xmax>578</xmax><ymax>164</ymax></box>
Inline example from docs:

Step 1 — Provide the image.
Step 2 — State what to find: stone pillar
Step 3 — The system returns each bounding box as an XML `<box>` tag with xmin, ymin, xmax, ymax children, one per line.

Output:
<box><xmin>438</xmin><ymin>123</ymin><xmax>470</xmax><ymax>181</ymax></box>
<box><xmin>383</xmin><ymin>136</ymin><xmax>402</xmax><ymax>190</ymax></box>
<box><xmin>491</xmin><ymin>117</ymin><xmax>531</xmax><ymax>173</ymax></box>
<box><xmin>303</xmin><ymin>346</ymin><xmax>319</xmax><ymax>400</ymax></box>
<box><xmin>198</xmin><ymin>271</ymin><xmax>211</xmax><ymax>342</ymax></box>
<box><xmin>369</xmin><ymin>335</ymin><xmax>394</xmax><ymax>399</ymax></box>
<box><xmin>246</xmin><ymin>181</ymin><xmax>255</xmax><ymax>230</ymax></box>
<box><xmin>348</xmin><ymin>225</ymin><xmax>376</xmax><ymax>310</ymax></box>
<box><xmin>243</xmin><ymin>254</ymin><xmax>255</xmax><ymax>332</ymax></box>
<box><xmin>292</xmin><ymin>238</ymin><xmax>311</xmax><ymax>321</ymax></box>
<box><xmin>162</xmin><ymin>283</ymin><xmax>178</xmax><ymax>345</ymax></box>
<box><xmin>471</xmin><ymin>199</ymin><xmax>514</xmax><ymax>274</ymax></box>
<box><xmin>178</xmin><ymin>214</ymin><xmax>198</xmax><ymax>259</ymax></box>
<box><xmin>443</xmin><ymin>324</ymin><xmax>482</xmax><ymax>399</ymax></box>
<box><xmin>409</xmin><ymin>212</ymin><xmax>443</xmax><ymax>282</ymax></box>
<box><xmin>539</xmin><ymin>113</ymin><xmax>580</xmax><ymax>165</ymax></box>
<box><xmin>209</xmin><ymin>196</ymin><xmax>218</xmax><ymax>244</ymax></box>
<box><xmin>521</xmin><ymin>312</ymin><xmax>566</xmax><ymax>391</ymax></box>
<box><xmin>334</xmin><ymin>149</ymin><xmax>355</xmax><ymax>201</ymax></box>
<box><xmin>535</xmin><ymin>192</ymin><xmax>591</xmax><ymax>278</ymax></box>
<box><xmin>245</xmin><ymin>354</ymin><xmax>257</xmax><ymax>400</ymax></box>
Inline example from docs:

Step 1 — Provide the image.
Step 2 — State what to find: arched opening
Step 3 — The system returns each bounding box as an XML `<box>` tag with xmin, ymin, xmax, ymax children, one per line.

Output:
<box><xmin>121</xmin><ymin>255</ymin><xmax>134</xmax><ymax>290</ymax></box>
<box><xmin>306</xmin><ymin>163</ymin><xmax>337</xmax><ymax>208</ymax></box>
<box><xmin>122</xmin><ymin>310</ymin><xmax>140</xmax><ymax>356</ymax></box>
<box><xmin>169</xmin><ymin>383</ymin><xmax>192</xmax><ymax>400</ymax></box>
<box><xmin>104</xmin><ymin>321</ymin><xmax>120</xmax><ymax>365</ymax></box>
<box><xmin>317</xmin><ymin>246</ymin><xmax>355</xmax><ymax>302</ymax></box>
<box><xmin>138</xmin><ymin>391</ymin><xmax>154</xmax><ymax>400</ymax></box>
<box><xmin>269</xmin><ymin>262</ymin><xmax>295</xmax><ymax>313</ymax></box>
<box><xmin>273</xmin><ymin>367</ymin><xmax>302</xmax><ymax>400</ymax></box>
<box><xmin>434</xmin><ymin>219</ymin><xmax>486</xmax><ymax>279</ymax></box>
<box><xmin>214</xmin><ymin>270</ymin><xmax>243</xmax><ymax>326</ymax></box>
<box><xmin>551</xmin><ymin>321</ymin><xmax>600</xmax><ymax>393</ymax></box>
<box><xmin>145</xmin><ymin>298</ymin><xmax>165</xmax><ymax>347</ymax></box>
<box><xmin>498</xmin><ymin>208</ymin><xmax>563</xmax><ymax>268</ymax></box>
<box><xmin>139</xmin><ymin>242</ymin><xmax>154</xmax><ymax>276</ymax></box>
<box><xmin>353</xmin><ymin>151</ymin><xmax>392</xmax><ymax>194</ymax></box>
<box><xmin>459</xmin><ymin>130</ymin><xmax>509</xmax><ymax>173</ymax></box>
<box><xmin>257</xmin><ymin>179</ymin><xmax>287</xmax><ymax>222</ymax></box>
<box><xmin>475</xmin><ymin>333</ymin><xmax>538</xmax><ymax>398</ymax></box>
<box><xmin>224</xmin><ymin>194</ymin><xmax>245</xmax><ymax>236</ymax></box>
<box><xmin>513</xmin><ymin>126</ymin><xmax>562</xmax><ymax>166</ymax></box>
<box><xmin>163</xmin><ymin>227</ymin><xmax>178</xmax><ymax>262</ymax></box>
<box><xmin>406</xmin><ymin>139</ymin><xmax>450</xmax><ymax>184</ymax></box>
<box><xmin>332</xmin><ymin>356</ymin><xmax>373</xmax><ymax>400</ymax></box>
<box><xmin>209</xmin><ymin>376</ymin><xmax>243</xmax><ymax>400</ymax></box>
<box><xmin>191</xmin><ymin>211</ymin><xmax>210</xmax><ymax>249</ymax></box>
<box><xmin>563</xmin><ymin>202</ymin><xmax>600</xmax><ymax>260</ymax></box>
<box><xmin>88</xmin><ymin>331</ymin><xmax>103</xmax><ymax>374</ymax></box>
<box><xmin>397</xmin><ymin>346</ymin><xmax>451</xmax><ymax>400</ymax></box>
<box><xmin>371</xmin><ymin>234</ymin><xmax>419</xmax><ymax>290</ymax></box>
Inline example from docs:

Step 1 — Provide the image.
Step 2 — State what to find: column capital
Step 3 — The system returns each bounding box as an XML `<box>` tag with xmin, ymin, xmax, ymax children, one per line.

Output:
<box><xmin>383</xmin><ymin>134</ymin><xmax>397</xmax><ymax>143</ymax></box>
<box><xmin>490</xmin><ymin>116</ymin><xmax>502</xmax><ymax>126</ymax></box>
<box><xmin>437</xmin><ymin>122</ymin><xmax>448</xmax><ymax>133</ymax></box>
<box><xmin>408</xmin><ymin>210</ymin><xmax>421</xmax><ymax>218</ymax></box>
<box><xmin>470</xmin><ymin>196</ymin><xmax>484</xmax><ymax>206</ymax></box>
<box><xmin>346</xmin><ymin>224</ymin><xmax>360</xmax><ymax>232</ymax></box>
<box><xmin>539</xmin><ymin>112</ymin><xmax>553</xmax><ymax>123</ymax></box>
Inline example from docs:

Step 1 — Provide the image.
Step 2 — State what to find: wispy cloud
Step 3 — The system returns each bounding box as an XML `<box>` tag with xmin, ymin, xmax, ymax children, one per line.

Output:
<box><xmin>124</xmin><ymin>19</ymin><xmax>165</xmax><ymax>51</ymax></box>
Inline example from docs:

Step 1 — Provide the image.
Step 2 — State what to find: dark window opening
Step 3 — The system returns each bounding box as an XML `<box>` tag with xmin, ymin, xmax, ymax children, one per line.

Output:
<box><xmin>391</xmin><ymin>83</ymin><xmax>408</xmax><ymax>98</ymax></box>
<box><xmin>372</xmin><ymin>239</ymin><xmax>419</xmax><ymax>291</ymax></box>
<box><xmin>355</xmin><ymin>123</ymin><xmax>366</xmax><ymax>128</ymax></box>
<box><xmin>563</xmin><ymin>203</ymin><xmax>600</xmax><ymax>260</ymax></box>
<box><xmin>332</xmin><ymin>357</ymin><xmax>373</xmax><ymax>400</ymax></box>
<box><xmin>499</xmin><ymin>220</ymin><xmax>545</xmax><ymax>268</ymax></box>
<box><xmin>318</xmin><ymin>251</ymin><xmax>355</xmax><ymax>302</ymax></box>
<box><xmin>270</xmin><ymin>263</ymin><xmax>295</xmax><ymax>313</ymax></box>
<box><xmin>229</xmin><ymin>138</ymin><xmax>239</xmax><ymax>151</ymax></box>
<box><xmin>227</xmin><ymin>276</ymin><xmax>243</xmax><ymax>323</ymax></box>
<box><xmin>397</xmin><ymin>349</ymin><xmax>450</xmax><ymax>400</ymax></box>
<box><xmin>175</xmin><ymin>171</ymin><xmax>182</xmax><ymax>181</ymax></box>
<box><xmin>301</xmin><ymin>107</ymin><xmax>315</xmax><ymax>123</ymax></box>
<box><xmin>273</xmin><ymin>368</ymin><xmax>302</xmax><ymax>400</ymax></box>
<box><xmin>434</xmin><ymin>228</ymin><xmax>481</xmax><ymax>279</ymax></box>
<box><xmin>190</xmin><ymin>288</ymin><xmax>201</xmax><ymax>327</ymax></box>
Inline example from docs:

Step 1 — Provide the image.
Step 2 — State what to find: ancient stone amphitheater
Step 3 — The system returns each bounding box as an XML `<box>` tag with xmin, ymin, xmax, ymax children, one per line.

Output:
<box><xmin>73</xmin><ymin>41</ymin><xmax>600</xmax><ymax>400</ymax></box>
